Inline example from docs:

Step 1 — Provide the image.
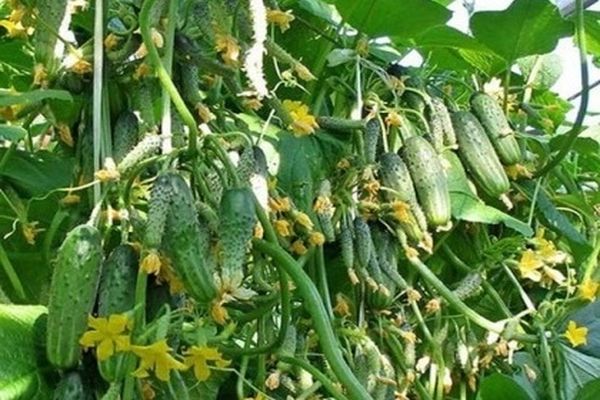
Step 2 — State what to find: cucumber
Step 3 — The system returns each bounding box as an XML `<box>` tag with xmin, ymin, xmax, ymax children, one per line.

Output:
<box><xmin>470</xmin><ymin>93</ymin><xmax>521</xmax><ymax>165</ymax></box>
<box><xmin>162</xmin><ymin>173</ymin><xmax>217</xmax><ymax>303</ymax></box>
<box><xmin>401</xmin><ymin>136</ymin><xmax>451</xmax><ymax>228</ymax></box>
<box><xmin>469</xmin><ymin>92</ymin><xmax>513</xmax><ymax>137</ymax></box>
<box><xmin>364</xmin><ymin>118</ymin><xmax>381</xmax><ymax>164</ymax></box>
<box><xmin>378</xmin><ymin>153</ymin><xmax>428</xmax><ymax>243</ymax></box>
<box><xmin>218</xmin><ymin>188</ymin><xmax>256</xmax><ymax>285</ymax></box>
<box><xmin>97</xmin><ymin>245</ymin><xmax>138</xmax><ymax>382</ymax></box>
<box><xmin>117</xmin><ymin>134</ymin><xmax>161</xmax><ymax>176</ymax></box>
<box><xmin>53</xmin><ymin>371</ymin><xmax>86</xmax><ymax>400</ymax></box>
<box><xmin>451</xmin><ymin>112</ymin><xmax>510</xmax><ymax>199</ymax></box>
<box><xmin>428</xmin><ymin>96</ymin><xmax>457</xmax><ymax>149</ymax></box>
<box><xmin>144</xmin><ymin>173</ymin><xmax>176</xmax><ymax>249</ymax></box>
<box><xmin>47</xmin><ymin>225</ymin><xmax>103</xmax><ymax>369</ymax></box>
<box><xmin>132</xmin><ymin>81</ymin><xmax>158</xmax><ymax>130</ymax></box>
<box><xmin>340</xmin><ymin>217</ymin><xmax>354</xmax><ymax>270</ymax></box>
<box><xmin>452</xmin><ymin>272</ymin><xmax>483</xmax><ymax>300</ymax></box>
<box><xmin>314</xmin><ymin>180</ymin><xmax>335</xmax><ymax>242</ymax></box>
<box><xmin>112</xmin><ymin>111</ymin><xmax>140</xmax><ymax>163</ymax></box>
<box><xmin>180</xmin><ymin>64</ymin><xmax>203</xmax><ymax>106</ymax></box>
<box><xmin>353</xmin><ymin>217</ymin><xmax>373</xmax><ymax>270</ymax></box>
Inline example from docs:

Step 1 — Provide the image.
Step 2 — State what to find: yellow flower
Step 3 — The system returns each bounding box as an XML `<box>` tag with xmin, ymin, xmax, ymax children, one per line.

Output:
<box><xmin>282</xmin><ymin>100</ymin><xmax>319</xmax><ymax>136</ymax></box>
<box><xmin>273</xmin><ymin>219</ymin><xmax>292</xmax><ymax>237</ymax></box>
<box><xmin>333</xmin><ymin>293</ymin><xmax>351</xmax><ymax>317</ymax></box>
<box><xmin>133</xmin><ymin>63</ymin><xmax>151</xmax><ymax>80</ymax></box>
<box><xmin>57</xmin><ymin>123</ymin><xmax>74</xmax><ymax>147</ymax></box>
<box><xmin>564</xmin><ymin>321</ymin><xmax>588</xmax><ymax>348</ymax></box>
<box><xmin>505</xmin><ymin>164</ymin><xmax>532</xmax><ymax>180</ymax></box>
<box><xmin>391</xmin><ymin>200</ymin><xmax>411</xmax><ymax>223</ymax></box>
<box><xmin>294</xmin><ymin>212</ymin><xmax>314</xmax><ymax>231</ymax></box>
<box><xmin>579</xmin><ymin>279</ymin><xmax>599</xmax><ymax>301</ymax></box>
<box><xmin>215</xmin><ymin>34</ymin><xmax>240</xmax><ymax>66</ymax></box>
<box><xmin>210</xmin><ymin>300</ymin><xmax>229</xmax><ymax>325</ymax></box>
<box><xmin>21</xmin><ymin>221</ymin><xmax>42</xmax><ymax>245</ymax></box>
<box><xmin>141</xmin><ymin>250</ymin><xmax>162</xmax><ymax>275</ymax></box>
<box><xmin>80</xmin><ymin>314</ymin><xmax>131</xmax><ymax>361</ymax></box>
<box><xmin>0</xmin><ymin>19</ymin><xmax>28</xmax><ymax>38</ymax></box>
<box><xmin>308</xmin><ymin>231</ymin><xmax>325</xmax><ymax>246</ymax></box>
<box><xmin>104</xmin><ymin>33</ymin><xmax>120</xmax><ymax>51</ymax></box>
<box><xmin>183</xmin><ymin>345</ymin><xmax>231</xmax><ymax>381</ymax></box>
<box><xmin>336</xmin><ymin>158</ymin><xmax>351</xmax><ymax>170</ymax></box>
<box><xmin>542</xmin><ymin>266</ymin><xmax>566</xmax><ymax>286</ymax></box>
<box><xmin>294</xmin><ymin>63</ymin><xmax>316</xmax><ymax>81</ymax></box>
<box><xmin>60</xmin><ymin>193</ymin><xmax>81</xmax><ymax>206</ymax></box>
<box><xmin>518</xmin><ymin>249</ymin><xmax>544</xmax><ymax>282</ymax></box>
<box><xmin>253</xmin><ymin>222</ymin><xmax>264</xmax><ymax>239</ymax></box>
<box><xmin>385</xmin><ymin>111</ymin><xmax>403</xmax><ymax>127</ymax></box>
<box><xmin>363</xmin><ymin>179</ymin><xmax>380</xmax><ymax>198</ymax></box>
<box><xmin>33</xmin><ymin>64</ymin><xmax>47</xmax><ymax>87</ymax></box>
<box><xmin>269</xmin><ymin>196</ymin><xmax>291</xmax><ymax>213</ymax></box>
<box><xmin>95</xmin><ymin>168</ymin><xmax>120</xmax><ymax>182</ymax></box>
<box><xmin>196</xmin><ymin>103</ymin><xmax>215</xmax><ymax>122</ymax></box>
<box><xmin>291</xmin><ymin>240</ymin><xmax>307</xmax><ymax>255</ymax></box>
<box><xmin>313</xmin><ymin>195</ymin><xmax>334</xmax><ymax>215</ymax></box>
<box><xmin>130</xmin><ymin>340</ymin><xmax>187</xmax><ymax>381</ymax></box>
<box><xmin>266</xmin><ymin>9</ymin><xmax>294</xmax><ymax>32</ymax></box>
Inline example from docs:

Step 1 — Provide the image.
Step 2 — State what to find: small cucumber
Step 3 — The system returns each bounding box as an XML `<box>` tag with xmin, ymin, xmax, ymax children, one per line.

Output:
<box><xmin>144</xmin><ymin>173</ymin><xmax>176</xmax><ymax>249</ymax></box>
<box><xmin>428</xmin><ymin>96</ymin><xmax>456</xmax><ymax>149</ymax></box>
<box><xmin>451</xmin><ymin>111</ymin><xmax>510</xmax><ymax>199</ymax></box>
<box><xmin>401</xmin><ymin>136</ymin><xmax>451</xmax><ymax>228</ymax></box>
<box><xmin>364</xmin><ymin>118</ymin><xmax>381</xmax><ymax>164</ymax></box>
<box><xmin>47</xmin><ymin>225</ymin><xmax>103</xmax><ymax>369</ymax></box>
<box><xmin>117</xmin><ymin>135</ymin><xmax>161</xmax><ymax>176</ymax></box>
<box><xmin>112</xmin><ymin>111</ymin><xmax>140</xmax><ymax>163</ymax></box>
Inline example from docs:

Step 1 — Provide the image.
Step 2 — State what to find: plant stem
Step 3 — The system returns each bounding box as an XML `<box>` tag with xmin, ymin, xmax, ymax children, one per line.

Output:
<box><xmin>92</xmin><ymin>0</ymin><xmax>104</xmax><ymax>204</ymax></box>
<box><xmin>0</xmin><ymin>242</ymin><xmax>26</xmax><ymax>300</ymax></box>
<box><xmin>140</xmin><ymin>0</ymin><xmax>199</xmax><ymax>156</ymax></box>
<box><xmin>253</xmin><ymin>239</ymin><xmax>372</xmax><ymax>400</ymax></box>
<box><xmin>536</xmin><ymin>0</ymin><xmax>589</xmax><ymax>176</ymax></box>
<box><xmin>160</xmin><ymin>0</ymin><xmax>178</xmax><ymax>154</ymax></box>
<box><xmin>539</xmin><ymin>325</ymin><xmax>558</xmax><ymax>400</ymax></box>
<box><xmin>279</xmin><ymin>356</ymin><xmax>351</xmax><ymax>400</ymax></box>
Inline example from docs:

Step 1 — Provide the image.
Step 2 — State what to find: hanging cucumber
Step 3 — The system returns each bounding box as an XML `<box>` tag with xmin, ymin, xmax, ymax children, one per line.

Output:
<box><xmin>401</xmin><ymin>136</ymin><xmax>451</xmax><ymax>229</ymax></box>
<box><xmin>470</xmin><ymin>93</ymin><xmax>521</xmax><ymax>165</ymax></box>
<box><xmin>364</xmin><ymin>118</ymin><xmax>381</xmax><ymax>164</ymax></box>
<box><xmin>428</xmin><ymin>96</ymin><xmax>457</xmax><ymax>150</ymax></box>
<box><xmin>451</xmin><ymin>112</ymin><xmax>511</xmax><ymax>202</ymax></box>
<box><xmin>46</xmin><ymin>225</ymin><xmax>103</xmax><ymax>369</ymax></box>
<box><xmin>112</xmin><ymin>111</ymin><xmax>140</xmax><ymax>163</ymax></box>
<box><xmin>117</xmin><ymin>134</ymin><xmax>161</xmax><ymax>176</ymax></box>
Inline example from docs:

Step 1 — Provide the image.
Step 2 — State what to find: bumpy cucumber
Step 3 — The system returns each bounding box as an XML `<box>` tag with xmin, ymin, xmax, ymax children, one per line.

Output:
<box><xmin>401</xmin><ymin>136</ymin><xmax>451</xmax><ymax>228</ymax></box>
<box><xmin>117</xmin><ymin>134</ymin><xmax>161</xmax><ymax>175</ymax></box>
<box><xmin>162</xmin><ymin>173</ymin><xmax>217</xmax><ymax>303</ymax></box>
<box><xmin>470</xmin><ymin>92</ymin><xmax>513</xmax><ymax>137</ymax></box>
<box><xmin>364</xmin><ymin>118</ymin><xmax>381</xmax><ymax>164</ymax></box>
<box><xmin>429</xmin><ymin>96</ymin><xmax>456</xmax><ymax>149</ymax></box>
<box><xmin>180</xmin><ymin>64</ymin><xmax>203</xmax><ymax>106</ymax></box>
<box><xmin>144</xmin><ymin>173</ymin><xmax>176</xmax><ymax>249</ymax></box>
<box><xmin>132</xmin><ymin>81</ymin><xmax>157</xmax><ymax>130</ymax></box>
<box><xmin>451</xmin><ymin>112</ymin><xmax>510</xmax><ymax>199</ymax></box>
<box><xmin>47</xmin><ymin>225</ymin><xmax>103</xmax><ymax>369</ymax></box>
<box><xmin>218</xmin><ymin>188</ymin><xmax>256</xmax><ymax>285</ymax></box>
<box><xmin>314</xmin><ymin>180</ymin><xmax>335</xmax><ymax>242</ymax></box>
<box><xmin>353</xmin><ymin>217</ymin><xmax>373</xmax><ymax>270</ymax></box>
<box><xmin>53</xmin><ymin>371</ymin><xmax>86</xmax><ymax>400</ymax></box>
<box><xmin>452</xmin><ymin>272</ymin><xmax>483</xmax><ymax>300</ymax></box>
<box><xmin>470</xmin><ymin>93</ymin><xmax>521</xmax><ymax>165</ymax></box>
<box><xmin>112</xmin><ymin>111</ymin><xmax>140</xmax><ymax>163</ymax></box>
<box><xmin>340</xmin><ymin>217</ymin><xmax>354</xmax><ymax>270</ymax></box>
<box><xmin>34</xmin><ymin>0</ymin><xmax>68</xmax><ymax>72</ymax></box>
<box><xmin>97</xmin><ymin>245</ymin><xmax>138</xmax><ymax>382</ymax></box>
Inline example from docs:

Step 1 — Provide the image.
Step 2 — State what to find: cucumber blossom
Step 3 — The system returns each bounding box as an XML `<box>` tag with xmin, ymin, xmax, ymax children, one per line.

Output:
<box><xmin>451</xmin><ymin>111</ymin><xmax>510</xmax><ymax>199</ymax></box>
<box><xmin>401</xmin><ymin>136</ymin><xmax>451</xmax><ymax>228</ymax></box>
<box><xmin>46</xmin><ymin>224</ymin><xmax>103</xmax><ymax>370</ymax></box>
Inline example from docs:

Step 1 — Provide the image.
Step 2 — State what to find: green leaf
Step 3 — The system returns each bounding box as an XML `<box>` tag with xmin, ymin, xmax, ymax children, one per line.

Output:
<box><xmin>298</xmin><ymin>0</ymin><xmax>337</xmax><ymax>23</ymax></box>
<box><xmin>0</xmin><ymin>305</ymin><xmax>50</xmax><ymax>399</ymax></box>
<box><xmin>471</xmin><ymin>0</ymin><xmax>573</xmax><ymax>64</ymax></box>
<box><xmin>528</xmin><ymin>90</ymin><xmax>572</xmax><ymax>133</ymax></box>
<box><xmin>478</xmin><ymin>373</ymin><xmax>533</xmax><ymax>400</ymax></box>
<box><xmin>583</xmin><ymin>11</ymin><xmax>600</xmax><ymax>57</ymax></box>
<box><xmin>550</xmin><ymin>125</ymin><xmax>600</xmax><ymax>155</ymax></box>
<box><xmin>519</xmin><ymin>182</ymin><xmax>591</xmax><ymax>258</ymax></box>
<box><xmin>565</xmin><ymin>301</ymin><xmax>600</xmax><ymax>359</ymax></box>
<box><xmin>410</xmin><ymin>25</ymin><xmax>505</xmax><ymax>74</ymax></box>
<box><xmin>0</xmin><ymin>89</ymin><xmax>73</xmax><ymax>107</ymax></box>
<box><xmin>0</xmin><ymin>149</ymin><xmax>75</xmax><ymax>197</ymax></box>
<box><xmin>559</xmin><ymin>344</ymin><xmax>600</xmax><ymax>400</ymax></box>
<box><xmin>575</xmin><ymin>379</ymin><xmax>600</xmax><ymax>400</ymax></box>
<box><xmin>517</xmin><ymin>53</ymin><xmax>563</xmax><ymax>89</ymax></box>
<box><xmin>0</xmin><ymin>124</ymin><xmax>26</xmax><ymax>141</ymax></box>
<box><xmin>442</xmin><ymin>151</ymin><xmax>533</xmax><ymax>236</ymax></box>
<box><xmin>331</xmin><ymin>0</ymin><xmax>451</xmax><ymax>39</ymax></box>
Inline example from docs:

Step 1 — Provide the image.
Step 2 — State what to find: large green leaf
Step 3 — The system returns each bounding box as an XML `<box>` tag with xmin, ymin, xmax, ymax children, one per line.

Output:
<box><xmin>0</xmin><ymin>124</ymin><xmax>26</xmax><ymax>141</ymax></box>
<box><xmin>583</xmin><ymin>11</ymin><xmax>600</xmax><ymax>57</ymax></box>
<box><xmin>331</xmin><ymin>0</ymin><xmax>451</xmax><ymax>39</ymax></box>
<box><xmin>443</xmin><ymin>151</ymin><xmax>533</xmax><ymax>236</ymax></box>
<box><xmin>470</xmin><ymin>0</ymin><xmax>573</xmax><ymax>64</ymax></box>
<box><xmin>575</xmin><ymin>379</ymin><xmax>600</xmax><ymax>400</ymax></box>
<box><xmin>559</xmin><ymin>344</ymin><xmax>600</xmax><ymax>400</ymax></box>
<box><xmin>0</xmin><ymin>149</ymin><xmax>75</xmax><ymax>197</ymax></box>
<box><xmin>410</xmin><ymin>25</ymin><xmax>505</xmax><ymax>74</ymax></box>
<box><xmin>0</xmin><ymin>89</ymin><xmax>73</xmax><ymax>107</ymax></box>
<box><xmin>478</xmin><ymin>373</ymin><xmax>533</xmax><ymax>400</ymax></box>
<box><xmin>0</xmin><ymin>305</ymin><xmax>50</xmax><ymax>399</ymax></box>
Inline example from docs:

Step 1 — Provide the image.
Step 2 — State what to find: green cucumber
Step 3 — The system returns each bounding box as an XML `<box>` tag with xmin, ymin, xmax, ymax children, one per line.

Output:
<box><xmin>218</xmin><ymin>188</ymin><xmax>256</xmax><ymax>285</ymax></box>
<box><xmin>97</xmin><ymin>245</ymin><xmax>138</xmax><ymax>382</ymax></box>
<box><xmin>364</xmin><ymin>118</ymin><xmax>381</xmax><ymax>164</ymax></box>
<box><xmin>314</xmin><ymin>180</ymin><xmax>335</xmax><ymax>242</ymax></box>
<box><xmin>144</xmin><ymin>173</ymin><xmax>176</xmax><ymax>249</ymax></box>
<box><xmin>401</xmin><ymin>136</ymin><xmax>451</xmax><ymax>228</ymax></box>
<box><xmin>53</xmin><ymin>371</ymin><xmax>86</xmax><ymax>400</ymax></box>
<box><xmin>162</xmin><ymin>173</ymin><xmax>217</xmax><ymax>303</ymax></box>
<box><xmin>452</xmin><ymin>272</ymin><xmax>483</xmax><ymax>301</ymax></box>
<box><xmin>112</xmin><ymin>111</ymin><xmax>140</xmax><ymax>163</ymax></box>
<box><xmin>117</xmin><ymin>134</ymin><xmax>161</xmax><ymax>176</ymax></box>
<box><xmin>353</xmin><ymin>217</ymin><xmax>372</xmax><ymax>270</ymax></box>
<box><xmin>451</xmin><ymin>112</ymin><xmax>510</xmax><ymax>199</ymax></box>
<box><xmin>428</xmin><ymin>96</ymin><xmax>456</xmax><ymax>149</ymax></box>
<box><xmin>340</xmin><ymin>217</ymin><xmax>354</xmax><ymax>270</ymax></box>
<box><xmin>46</xmin><ymin>224</ymin><xmax>103</xmax><ymax>370</ymax></box>
<box><xmin>470</xmin><ymin>93</ymin><xmax>521</xmax><ymax>165</ymax></box>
